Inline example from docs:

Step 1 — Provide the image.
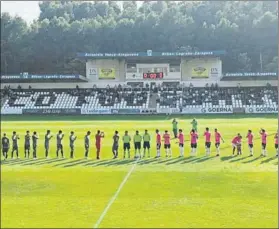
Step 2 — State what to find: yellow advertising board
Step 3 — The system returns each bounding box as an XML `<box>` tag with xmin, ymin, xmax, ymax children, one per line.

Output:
<box><xmin>99</xmin><ymin>68</ymin><xmax>116</xmax><ymax>79</ymax></box>
<box><xmin>191</xmin><ymin>67</ymin><xmax>209</xmax><ymax>78</ymax></box>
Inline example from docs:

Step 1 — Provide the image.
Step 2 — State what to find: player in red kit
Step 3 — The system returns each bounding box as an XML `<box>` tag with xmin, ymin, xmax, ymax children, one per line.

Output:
<box><xmin>95</xmin><ymin>130</ymin><xmax>104</xmax><ymax>160</ymax></box>
<box><xmin>231</xmin><ymin>133</ymin><xmax>241</xmax><ymax>155</ymax></box>
<box><xmin>236</xmin><ymin>135</ymin><xmax>242</xmax><ymax>155</ymax></box>
<box><xmin>260</xmin><ymin>129</ymin><xmax>267</xmax><ymax>156</ymax></box>
<box><xmin>155</xmin><ymin>129</ymin><xmax>162</xmax><ymax>158</ymax></box>
<box><xmin>177</xmin><ymin>129</ymin><xmax>184</xmax><ymax>157</ymax></box>
<box><xmin>246</xmin><ymin>130</ymin><xmax>254</xmax><ymax>156</ymax></box>
<box><xmin>190</xmin><ymin>129</ymin><xmax>198</xmax><ymax>156</ymax></box>
<box><xmin>204</xmin><ymin>127</ymin><xmax>211</xmax><ymax>156</ymax></box>
<box><xmin>163</xmin><ymin>130</ymin><xmax>172</xmax><ymax>157</ymax></box>
<box><xmin>214</xmin><ymin>129</ymin><xmax>224</xmax><ymax>156</ymax></box>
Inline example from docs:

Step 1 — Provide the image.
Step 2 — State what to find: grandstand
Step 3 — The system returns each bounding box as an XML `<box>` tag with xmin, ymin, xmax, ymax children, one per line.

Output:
<box><xmin>1</xmin><ymin>50</ymin><xmax>278</xmax><ymax>115</ymax></box>
<box><xmin>1</xmin><ymin>84</ymin><xmax>278</xmax><ymax>115</ymax></box>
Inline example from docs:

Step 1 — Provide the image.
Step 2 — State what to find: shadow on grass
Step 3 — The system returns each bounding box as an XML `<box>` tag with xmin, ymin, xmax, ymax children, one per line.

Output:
<box><xmin>194</xmin><ymin>156</ymin><xmax>216</xmax><ymax>163</ymax></box>
<box><xmin>63</xmin><ymin>159</ymin><xmax>90</xmax><ymax>167</ymax></box>
<box><xmin>260</xmin><ymin>156</ymin><xmax>278</xmax><ymax>164</ymax></box>
<box><xmin>137</xmin><ymin>158</ymin><xmax>158</xmax><ymax>165</ymax></box>
<box><xmin>156</xmin><ymin>157</ymin><xmax>177</xmax><ymax>164</ymax></box>
<box><xmin>4</xmin><ymin>158</ymin><xmax>46</xmax><ymax>166</ymax></box>
<box><xmin>2</xmin><ymin>158</ymin><xmax>29</xmax><ymax>164</ymax></box>
<box><xmin>94</xmin><ymin>159</ymin><xmax>121</xmax><ymax>167</ymax></box>
<box><xmin>181</xmin><ymin>156</ymin><xmax>203</xmax><ymax>164</ymax></box>
<box><xmin>53</xmin><ymin>159</ymin><xmax>82</xmax><ymax>167</ymax></box>
<box><xmin>220</xmin><ymin>155</ymin><xmax>235</xmax><ymax>161</ymax></box>
<box><xmin>1</xmin><ymin>159</ymin><xmax>25</xmax><ymax>165</ymax></box>
<box><xmin>83</xmin><ymin>159</ymin><xmax>111</xmax><ymax>167</ymax></box>
<box><xmin>242</xmin><ymin>156</ymin><xmax>263</xmax><ymax>164</ymax></box>
<box><xmin>166</xmin><ymin>157</ymin><xmax>185</xmax><ymax>165</ymax></box>
<box><xmin>229</xmin><ymin>155</ymin><xmax>251</xmax><ymax>163</ymax></box>
<box><xmin>22</xmin><ymin>158</ymin><xmax>66</xmax><ymax>166</ymax></box>
<box><xmin>106</xmin><ymin>159</ymin><xmax>135</xmax><ymax>166</ymax></box>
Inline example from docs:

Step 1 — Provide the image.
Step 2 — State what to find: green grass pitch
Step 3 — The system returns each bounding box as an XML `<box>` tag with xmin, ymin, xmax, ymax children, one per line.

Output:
<box><xmin>1</xmin><ymin>115</ymin><xmax>278</xmax><ymax>228</ymax></box>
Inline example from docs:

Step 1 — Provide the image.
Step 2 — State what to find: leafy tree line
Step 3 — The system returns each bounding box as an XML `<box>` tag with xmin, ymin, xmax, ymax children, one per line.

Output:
<box><xmin>1</xmin><ymin>1</ymin><xmax>278</xmax><ymax>76</ymax></box>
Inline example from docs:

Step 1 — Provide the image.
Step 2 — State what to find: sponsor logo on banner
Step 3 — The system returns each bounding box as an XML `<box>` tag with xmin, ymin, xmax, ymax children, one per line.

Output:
<box><xmin>1</xmin><ymin>74</ymin><xmax>79</xmax><ymax>79</ymax></box>
<box><xmin>245</xmin><ymin>107</ymin><xmax>278</xmax><ymax>114</ymax></box>
<box><xmin>201</xmin><ymin>107</ymin><xmax>233</xmax><ymax>113</ymax></box>
<box><xmin>170</xmin><ymin>108</ymin><xmax>180</xmax><ymax>114</ymax></box>
<box><xmin>1</xmin><ymin>109</ymin><xmax>23</xmax><ymax>114</ymax></box>
<box><xmin>157</xmin><ymin>107</ymin><xmax>170</xmax><ymax>113</ymax></box>
<box><xmin>81</xmin><ymin>108</ymin><xmax>111</xmax><ymax>114</ymax></box>
<box><xmin>111</xmin><ymin>109</ymin><xmax>119</xmax><ymax>114</ymax></box>
<box><xmin>182</xmin><ymin>107</ymin><xmax>202</xmax><ymax>114</ymax></box>
<box><xmin>111</xmin><ymin>109</ymin><xmax>141</xmax><ymax>114</ymax></box>
<box><xmin>126</xmin><ymin>74</ymin><xmax>143</xmax><ymax>80</ymax></box>
<box><xmin>99</xmin><ymin>68</ymin><xmax>115</xmax><ymax>79</ymax></box>
<box><xmin>22</xmin><ymin>108</ymin><xmax>81</xmax><ymax>114</ymax></box>
<box><xmin>157</xmin><ymin>108</ymin><xmax>180</xmax><ymax>114</ymax></box>
<box><xmin>1</xmin><ymin>75</ymin><xmax>21</xmax><ymax>79</ymax></box>
<box><xmin>182</xmin><ymin>107</ymin><xmax>233</xmax><ymax>114</ymax></box>
<box><xmin>191</xmin><ymin>67</ymin><xmax>209</xmax><ymax>78</ymax></box>
<box><xmin>88</xmin><ymin>68</ymin><xmax>97</xmax><ymax>77</ymax></box>
<box><xmin>210</xmin><ymin>68</ymin><xmax>219</xmax><ymax>77</ymax></box>
<box><xmin>225</xmin><ymin>72</ymin><xmax>277</xmax><ymax>77</ymax></box>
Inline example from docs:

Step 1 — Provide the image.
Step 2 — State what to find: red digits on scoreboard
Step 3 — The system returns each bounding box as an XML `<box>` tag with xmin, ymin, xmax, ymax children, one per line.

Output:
<box><xmin>159</xmin><ymin>72</ymin><xmax>163</xmax><ymax>78</ymax></box>
<box><xmin>143</xmin><ymin>73</ymin><xmax>147</xmax><ymax>78</ymax></box>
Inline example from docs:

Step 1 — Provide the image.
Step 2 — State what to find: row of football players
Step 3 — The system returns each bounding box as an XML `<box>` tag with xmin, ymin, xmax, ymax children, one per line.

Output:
<box><xmin>1</xmin><ymin>128</ymin><xmax>278</xmax><ymax>160</ymax></box>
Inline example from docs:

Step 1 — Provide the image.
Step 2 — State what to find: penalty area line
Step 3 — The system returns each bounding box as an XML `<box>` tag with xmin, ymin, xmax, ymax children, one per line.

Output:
<box><xmin>93</xmin><ymin>159</ymin><xmax>139</xmax><ymax>228</ymax></box>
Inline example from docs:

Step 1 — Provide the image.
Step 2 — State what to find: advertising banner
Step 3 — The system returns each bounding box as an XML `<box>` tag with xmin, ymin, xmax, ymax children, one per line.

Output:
<box><xmin>245</xmin><ymin>107</ymin><xmax>278</xmax><ymax>114</ymax></box>
<box><xmin>156</xmin><ymin>107</ymin><xmax>170</xmax><ymax>114</ymax></box>
<box><xmin>22</xmin><ymin>108</ymin><xmax>81</xmax><ymax>115</ymax></box>
<box><xmin>181</xmin><ymin>107</ymin><xmax>202</xmax><ymax>114</ymax></box>
<box><xmin>1</xmin><ymin>74</ymin><xmax>80</xmax><ymax>79</ymax></box>
<box><xmin>156</xmin><ymin>108</ymin><xmax>180</xmax><ymax>114</ymax></box>
<box><xmin>88</xmin><ymin>68</ymin><xmax>98</xmax><ymax>78</ymax></box>
<box><xmin>191</xmin><ymin>67</ymin><xmax>209</xmax><ymax>78</ymax></box>
<box><xmin>99</xmin><ymin>68</ymin><xmax>116</xmax><ymax>79</ymax></box>
<box><xmin>181</xmin><ymin>107</ymin><xmax>233</xmax><ymax>114</ymax></box>
<box><xmin>210</xmin><ymin>67</ymin><xmax>219</xmax><ymax>77</ymax></box>
<box><xmin>77</xmin><ymin>50</ymin><xmax>226</xmax><ymax>58</ymax></box>
<box><xmin>201</xmin><ymin>107</ymin><xmax>233</xmax><ymax>114</ymax></box>
<box><xmin>1</xmin><ymin>109</ymin><xmax>23</xmax><ymax>115</ymax></box>
<box><xmin>224</xmin><ymin>72</ymin><xmax>277</xmax><ymax>77</ymax></box>
<box><xmin>81</xmin><ymin>108</ymin><xmax>111</xmax><ymax>114</ymax></box>
<box><xmin>126</xmin><ymin>74</ymin><xmax>143</xmax><ymax>80</ymax></box>
<box><xmin>111</xmin><ymin>109</ymin><xmax>141</xmax><ymax>114</ymax></box>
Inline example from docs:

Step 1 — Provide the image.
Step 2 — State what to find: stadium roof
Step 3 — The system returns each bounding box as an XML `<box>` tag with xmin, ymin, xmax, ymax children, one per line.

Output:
<box><xmin>77</xmin><ymin>50</ymin><xmax>226</xmax><ymax>59</ymax></box>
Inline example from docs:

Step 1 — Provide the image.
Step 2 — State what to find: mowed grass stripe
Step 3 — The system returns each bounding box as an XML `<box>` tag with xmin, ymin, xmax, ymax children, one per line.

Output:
<box><xmin>100</xmin><ymin>171</ymin><xmax>277</xmax><ymax>228</ymax></box>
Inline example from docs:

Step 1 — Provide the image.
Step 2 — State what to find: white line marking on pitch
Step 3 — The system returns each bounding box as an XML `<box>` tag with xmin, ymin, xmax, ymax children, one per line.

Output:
<box><xmin>93</xmin><ymin>159</ymin><xmax>139</xmax><ymax>228</ymax></box>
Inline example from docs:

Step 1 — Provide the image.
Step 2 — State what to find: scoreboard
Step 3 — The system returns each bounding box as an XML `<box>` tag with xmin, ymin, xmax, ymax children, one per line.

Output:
<box><xmin>143</xmin><ymin>72</ymin><xmax>164</xmax><ymax>79</ymax></box>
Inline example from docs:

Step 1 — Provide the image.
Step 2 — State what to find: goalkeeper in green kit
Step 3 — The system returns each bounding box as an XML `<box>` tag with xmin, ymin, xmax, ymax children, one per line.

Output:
<box><xmin>191</xmin><ymin>119</ymin><xmax>198</xmax><ymax>132</ymax></box>
<box><xmin>172</xmin><ymin>119</ymin><xmax>178</xmax><ymax>138</ymax></box>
